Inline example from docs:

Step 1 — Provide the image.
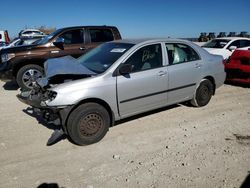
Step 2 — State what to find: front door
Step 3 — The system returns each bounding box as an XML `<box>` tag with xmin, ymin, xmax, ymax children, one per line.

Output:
<box><xmin>117</xmin><ymin>43</ymin><xmax>168</xmax><ymax>118</ymax></box>
<box><xmin>50</xmin><ymin>29</ymin><xmax>85</xmax><ymax>58</ymax></box>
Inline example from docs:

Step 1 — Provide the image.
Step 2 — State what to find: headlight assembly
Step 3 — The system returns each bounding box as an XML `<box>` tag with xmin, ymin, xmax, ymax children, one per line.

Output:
<box><xmin>44</xmin><ymin>90</ymin><xmax>57</xmax><ymax>102</ymax></box>
<box><xmin>47</xmin><ymin>90</ymin><xmax>57</xmax><ymax>101</ymax></box>
<box><xmin>1</xmin><ymin>53</ymin><xmax>15</xmax><ymax>63</ymax></box>
<box><xmin>40</xmin><ymin>90</ymin><xmax>57</xmax><ymax>107</ymax></box>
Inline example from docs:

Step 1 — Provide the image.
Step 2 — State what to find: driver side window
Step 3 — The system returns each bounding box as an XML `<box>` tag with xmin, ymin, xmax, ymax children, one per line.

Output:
<box><xmin>59</xmin><ymin>29</ymin><xmax>84</xmax><ymax>45</ymax></box>
<box><xmin>124</xmin><ymin>44</ymin><xmax>162</xmax><ymax>73</ymax></box>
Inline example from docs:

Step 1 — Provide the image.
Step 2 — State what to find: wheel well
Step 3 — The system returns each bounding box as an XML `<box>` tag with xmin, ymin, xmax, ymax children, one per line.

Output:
<box><xmin>67</xmin><ymin>98</ymin><xmax>115</xmax><ymax>127</ymax></box>
<box><xmin>12</xmin><ymin>60</ymin><xmax>45</xmax><ymax>78</ymax></box>
<box><xmin>204</xmin><ymin>76</ymin><xmax>216</xmax><ymax>95</ymax></box>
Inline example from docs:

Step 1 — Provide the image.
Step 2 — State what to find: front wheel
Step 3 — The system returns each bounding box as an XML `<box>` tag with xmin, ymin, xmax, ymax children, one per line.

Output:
<box><xmin>190</xmin><ymin>79</ymin><xmax>214</xmax><ymax>107</ymax></box>
<box><xmin>16</xmin><ymin>64</ymin><xmax>44</xmax><ymax>91</ymax></box>
<box><xmin>67</xmin><ymin>103</ymin><xmax>110</xmax><ymax>145</ymax></box>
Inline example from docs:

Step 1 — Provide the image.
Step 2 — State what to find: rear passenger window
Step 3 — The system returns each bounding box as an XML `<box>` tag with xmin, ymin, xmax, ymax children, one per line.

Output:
<box><xmin>124</xmin><ymin>44</ymin><xmax>162</xmax><ymax>72</ymax></box>
<box><xmin>165</xmin><ymin>43</ymin><xmax>200</xmax><ymax>65</ymax></box>
<box><xmin>89</xmin><ymin>29</ymin><xmax>114</xmax><ymax>42</ymax></box>
<box><xmin>59</xmin><ymin>29</ymin><xmax>84</xmax><ymax>45</ymax></box>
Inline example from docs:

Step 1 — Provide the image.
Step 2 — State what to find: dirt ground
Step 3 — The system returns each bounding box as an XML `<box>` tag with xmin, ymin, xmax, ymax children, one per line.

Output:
<box><xmin>0</xmin><ymin>80</ymin><xmax>250</xmax><ymax>188</ymax></box>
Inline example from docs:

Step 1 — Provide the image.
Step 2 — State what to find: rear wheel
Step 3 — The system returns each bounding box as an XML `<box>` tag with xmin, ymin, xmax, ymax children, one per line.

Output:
<box><xmin>67</xmin><ymin>103</ymin><xmax>110</xmax><ymax>145</ymax></box>
<box><xmin>16</xmin><ymin>64</ymin><xmax>43</xmax><ymax>91</ymax></box>
<box><xmin>191</xmin><ymin>79</ymin><xmax>214</xmax><ymax>107</ymax></box>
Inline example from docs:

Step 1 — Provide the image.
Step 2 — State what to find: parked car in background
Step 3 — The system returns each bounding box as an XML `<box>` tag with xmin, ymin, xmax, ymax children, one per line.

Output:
<box><xmin>0</xmin><ymin>25</ymin><xmax>121</xmax><ymax>90</ymax></box>
<box><xmin>202</xmin><ymin>37</ymin><xmax>250</xmax><ymax>59</ymax></box>
<box><xmin>19</xmin><ymin>29</ymin><xmax>46</xmax><ymax>38</ymax></box>
<box><xmin>0</xmin><ymin>30</ymin><xmax>10</xmax><ymax>44</ymax></box>
<box><xmin>0</xmin><ymin>37</ymin><xmax>43</xmax><ymax>50</ymax></box>
<box><xmin>0</xmin><ymin>42</ymin><xmax>7</xmax><ymax>48</ymax></box>
<box><xmin>224</xmin><ymin>49</ymin><xmax>250</xmax><ymax>84</ymax></box>
<box><xmin>17</xmin><ymin>39</ymin><xmax>225</xmax><ymax>145</ymax></box>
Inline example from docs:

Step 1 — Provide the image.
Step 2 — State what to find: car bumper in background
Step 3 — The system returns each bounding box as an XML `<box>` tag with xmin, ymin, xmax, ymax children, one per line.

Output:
<box><xmin>225</xmin><ymin>68</ymin><xmax>250</xmax><ymax>84</ymax></box>
<box><xmin>0</xmin><ymin>61</ymin><xmax>13</xmax><ymax>81</ymax></box>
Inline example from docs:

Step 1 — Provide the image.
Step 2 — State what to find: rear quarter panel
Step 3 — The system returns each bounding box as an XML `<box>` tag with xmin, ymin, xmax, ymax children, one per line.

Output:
<box><xmin>202</xmin><ymin>51</ymin><xmax>225</xmax><ymax>89</ymax></box>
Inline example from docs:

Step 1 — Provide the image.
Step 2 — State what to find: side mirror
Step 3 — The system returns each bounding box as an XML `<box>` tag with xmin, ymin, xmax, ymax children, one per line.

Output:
<box><xmin>119</xmin><ymin>64</ymin><xmax>132</xmax><ymax>75</ymax></box>
<box><xmin>53</xmin><ymin>37</ymin><xmax>64</xmax><ymax>49</ymax></box>
<box><xmin>228</xmin><ymin>46</ymin><xmax>237</xmax><ymax>51</ymax></box>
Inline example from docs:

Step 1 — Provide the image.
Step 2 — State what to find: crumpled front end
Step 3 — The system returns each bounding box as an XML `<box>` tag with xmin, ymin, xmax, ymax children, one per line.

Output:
<box><xmin>17</xmin><ymin>81</ymin><xmax>56</xmax><ymax>108</ymax></box>
<box><xmin>17</xmin><ymin>84</ymin><xmax>73</xmax><ymax>137</ymax></box>
<box><xmin>17</xmin><ymin>84</ymin><xmax>57</xmax><ymax>121</ymax></box>
<box><xmin>16</xmin><ymin>55</ymin><xmax>98</xmax><ymax>145</ymax></box>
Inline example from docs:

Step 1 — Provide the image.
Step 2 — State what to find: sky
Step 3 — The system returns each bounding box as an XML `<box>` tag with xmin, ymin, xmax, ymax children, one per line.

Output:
<box><xmin>0</xmin><ymin>0</ymin><xmax>250</xmax><ymax>39</ymax></box>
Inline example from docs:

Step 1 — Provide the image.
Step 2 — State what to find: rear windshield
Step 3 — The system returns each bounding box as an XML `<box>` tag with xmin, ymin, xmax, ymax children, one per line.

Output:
<box><xmin>202</xmin><ymin>39</ymin><xmax>230</xmax><ymax>49</ymax></box>
<box><xmin>77</xmin><ymin>42</ymin><xmax>134</xmax><ymax>74</ymax></box>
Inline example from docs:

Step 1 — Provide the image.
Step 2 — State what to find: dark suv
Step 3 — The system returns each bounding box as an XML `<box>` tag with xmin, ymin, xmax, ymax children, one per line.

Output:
<box><xmin>0</xmin><ymin>26</ymin><xmax>121</xmax><ymax>90</ymax></box>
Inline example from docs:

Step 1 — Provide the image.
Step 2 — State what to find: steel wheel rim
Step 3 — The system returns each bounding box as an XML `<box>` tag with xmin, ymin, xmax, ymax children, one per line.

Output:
<box><xmin>198</xmin><ymin>84</ymin><xmax>210</xmax><ymax>103</ymax></box>
<box><xmin>79</xmin><ymin>113</ymin><xmax>104</xmax><ymax>137</ymax></box>
<box><xmin>22</xmin><ymin>69</ymin><xmax>43</xmax><ymax>88</ymax></box>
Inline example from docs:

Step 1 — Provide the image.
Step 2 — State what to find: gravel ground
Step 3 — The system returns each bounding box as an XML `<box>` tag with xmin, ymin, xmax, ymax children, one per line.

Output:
<box><xmin>0</xmin><ymin>81</ymin><xmax>250</xmax><ymax>188</ymax></box>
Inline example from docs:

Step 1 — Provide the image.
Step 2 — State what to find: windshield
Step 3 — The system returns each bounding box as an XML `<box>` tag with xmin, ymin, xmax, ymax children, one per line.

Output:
<box><xmin>32</xmin><ymin>38</ymin><xmax>43</xmax><ymax>45</ymax></box>
<box><xmin>77</xmin><ymin>42</ymin><xmax>134</xmax><ymax>73</ymax></box>
<box><xmin>202</xmin><ymin>39</ymin><xmax>231</xmax><ymax>49</ymax></box>
<box><xmin>37</xmin><ymin>29</ymin><xmax>63</xmax><ymax>45</ymax></box>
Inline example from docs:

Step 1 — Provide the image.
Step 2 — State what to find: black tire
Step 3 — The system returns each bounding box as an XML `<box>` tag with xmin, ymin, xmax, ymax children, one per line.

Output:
<box><xmin>67</xmin><ymin>103</ymin><xmax>110</xmax><ymax>145</ymax></box>
<box><xmin>191</xmin><ymin>79</ymin><xmax>214</xmax><ymax>107</ymax></box>
<box><xmin>16</xmin><ymin>64</ymin><xmax>44</xmax><ymax>91</ymax></box>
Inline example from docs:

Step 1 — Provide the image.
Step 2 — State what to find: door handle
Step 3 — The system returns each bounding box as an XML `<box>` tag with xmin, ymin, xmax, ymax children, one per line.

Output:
<box><xmin>51</xmin><ymin>50</ymin><xmax>59</xmax><ymax>54</ymax></box>
<box><xmin>195</xmin><ymin>63</ymin><xmax>201</xmax><ymax>68</ymax></box>
<box><xmin>158</xmin><ymin>71</ymin><xmax>167</xmax><ymax>76</ymax></box>
<box><xmin>79</xmin><ymin>47</ymin><xmax>86</xmax><ymax>50</ymax></box>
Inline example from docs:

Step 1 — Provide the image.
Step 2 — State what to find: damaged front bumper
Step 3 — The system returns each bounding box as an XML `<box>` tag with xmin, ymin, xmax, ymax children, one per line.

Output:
<box><xmin>17</xmin><ymin>90</ymin><xmax>74</xmax><ymax>134</ymax></box>
<box><xmin>17</xmin><ymin>90</ymin><xmax>43</xmax><ymax>108</ymax></box>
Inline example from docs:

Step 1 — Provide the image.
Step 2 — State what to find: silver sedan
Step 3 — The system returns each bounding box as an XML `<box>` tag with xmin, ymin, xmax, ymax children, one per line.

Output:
<box><xmin>18</xmin><ymin>39</ymin><xmax>226</xmax><ymax>145</ymax></box>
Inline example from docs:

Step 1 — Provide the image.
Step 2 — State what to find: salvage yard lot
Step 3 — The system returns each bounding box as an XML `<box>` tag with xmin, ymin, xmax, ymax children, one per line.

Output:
<box><xmin>0</xmin><ymin>80</ymin><xmax>250</xmax><ymax>188</ymax></box>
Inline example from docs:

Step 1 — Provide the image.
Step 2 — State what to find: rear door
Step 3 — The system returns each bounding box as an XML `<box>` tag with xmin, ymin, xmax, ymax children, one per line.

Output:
<box><xmin>50</xmin><ymin>28</ymin><xmax>85</xmax><ymax>58</ymax></box>
<box><xmin>117</xmin><ymin>43</ymin><xmax>168</xmax><ymax>118</ymax></box>
<box><xmin>165</xmin><ymin>43</ymin><xmax>202</xmax><ymax>103</ymax></box>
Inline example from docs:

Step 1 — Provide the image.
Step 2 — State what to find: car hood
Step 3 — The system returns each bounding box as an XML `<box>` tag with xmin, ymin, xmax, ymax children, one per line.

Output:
<box><xmin>37</xmin><ymin>56</ymin><xmax>97</xmax><ymax>88</ymax></box>
<box><xmin>44</xmin><ymin>55</ymin><xmax>96</xmax><ymax>78</ymax></box>
<box><xmin>0</xmin><ymin>44</ymin><xmax>39</xmax><ymax>54</ymax></box>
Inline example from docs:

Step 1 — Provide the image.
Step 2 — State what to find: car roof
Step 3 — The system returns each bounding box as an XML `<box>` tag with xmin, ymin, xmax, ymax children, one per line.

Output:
<box><xmin>21</xmin><ymin>29</ymin><xmax>41</xmax><ymax>32</ymax></box>
<box><xmin>59</xmin><ymin>25</ymin><xmax>118</xmax><ymax>30</ymax></box>
<box><xmin>112</xmin><ymin>38</ymin><xmax>191</xmax><ymax>45</ymax></box>
<box><xmin>213</xmin><ymin>37</ymin><xmax>250</xmax><ymax>40</ymax></box>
